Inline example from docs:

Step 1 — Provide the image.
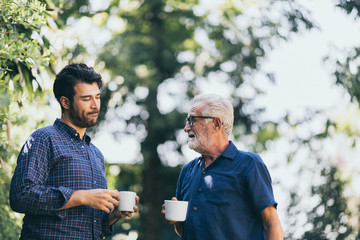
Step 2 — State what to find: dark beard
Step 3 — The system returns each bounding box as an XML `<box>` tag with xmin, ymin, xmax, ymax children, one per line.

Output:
<box><xmin>69</xmin><ymin>104</ymin><xmax>98</xmax><ymax>128</ymax></box>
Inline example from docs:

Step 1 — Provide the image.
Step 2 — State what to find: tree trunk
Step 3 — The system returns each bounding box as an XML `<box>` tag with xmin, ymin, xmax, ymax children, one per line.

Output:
<box><xmin>141</xmin><ymin>150</ymin><xmax>163</xmax><ymax>240</ymax></box>
<box><xmin>139</xmin><ymin>88</ymin><xmax>165</xmax><ymax>240</ymax></box>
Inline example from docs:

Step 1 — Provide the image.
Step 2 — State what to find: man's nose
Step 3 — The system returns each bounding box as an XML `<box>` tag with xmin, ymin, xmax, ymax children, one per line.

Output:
<box><xmin>91</xmin><ymin>97</ymin><xmax>100</xmax><ymax>108</ymax></box>
<box><xmin>184</xmin><ymin>122</ymin><xmax>191</xmax><ymax>132</ymax></box>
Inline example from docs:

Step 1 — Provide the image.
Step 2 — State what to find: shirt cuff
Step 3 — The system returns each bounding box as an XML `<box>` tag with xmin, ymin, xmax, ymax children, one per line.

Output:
<box><xmin>101</xmin><ymin>213</ymin><xmax>113</xmax><ymax>238</ymax></box>
<box><xmin>258</xmin><ymin>200</ymin><xmax>278</xmax><ymax>215</ymax></box>
<box><xmin>53</xmin><ymin>186</ymin><xmax>74</xmax><ymax>219</ymax></box>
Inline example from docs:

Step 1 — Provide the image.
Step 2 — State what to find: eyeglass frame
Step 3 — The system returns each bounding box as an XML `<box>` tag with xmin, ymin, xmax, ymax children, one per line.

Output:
<box><xmin>186</xmin><ymin>115</ymin><xmax>215</xmax><ymax>127</ymax></box>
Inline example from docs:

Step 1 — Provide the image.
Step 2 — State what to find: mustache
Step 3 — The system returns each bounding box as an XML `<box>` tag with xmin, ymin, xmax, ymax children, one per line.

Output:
<box><xmin>87</xmin><ymin>111</ymin><xmax>99</xmax><ymax>115</ymax></box>
<box><xmin>188</xmin><ymin>131</ymin><xmax>195</xmax><ymax>136</ymax></box>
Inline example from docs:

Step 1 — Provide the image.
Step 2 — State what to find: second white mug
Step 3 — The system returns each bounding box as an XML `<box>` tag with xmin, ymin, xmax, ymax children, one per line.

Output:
<box><xmin>164</xmin><ymin>200</ymin><xmax>188</xmax><ymax>222</ymax></box>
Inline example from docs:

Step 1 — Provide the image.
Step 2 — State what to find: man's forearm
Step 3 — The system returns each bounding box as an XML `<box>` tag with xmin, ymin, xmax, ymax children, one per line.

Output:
<box><xmin>262</xmin><ymin>205</ymin><xmax>284</xmax><ymax>240</ymax></box>
<box><xmin>265</xmin><ymin>224</ymin><xmax>283</xmax><ymax>240</ymax></box>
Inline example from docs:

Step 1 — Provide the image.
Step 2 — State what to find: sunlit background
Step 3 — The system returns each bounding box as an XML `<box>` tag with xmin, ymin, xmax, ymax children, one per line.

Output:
<box><xmin>1</xmin><ymin>0</ymin><xmax>360</xmax><ymax>239</ymax></box>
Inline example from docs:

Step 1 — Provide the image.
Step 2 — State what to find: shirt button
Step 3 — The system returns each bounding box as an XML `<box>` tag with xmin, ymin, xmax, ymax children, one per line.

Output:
<box><xmin>82</xmin><ymin>146</ymin><xmax>84</xmax><ymax>148</ymax></box>
<box><xmin>94</xmin><ymin>220</ymin><xmax>97</xmax><ymax>223</ymax></box>
<box><xmin>193</xmin><ymin>207</ymin><xmax>197</xmax><ymax>212</ymax></box>
<box><xmin>202</xmin><ymin>170</ymin><xmax>206</xmax><ymax>174</ymax></box>
<box><xmin>197</xmin><ymin>188</ymin><xmax>202</xmax><ymax>192</ymax></box>
<box><xmin>94</xmin><ymin>181</ymin><xmax>97</xmax><ymax>184</ymax></box>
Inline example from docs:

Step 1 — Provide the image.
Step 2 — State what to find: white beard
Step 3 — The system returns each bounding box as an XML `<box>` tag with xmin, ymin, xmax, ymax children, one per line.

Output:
<box><xmin>188</xmin><ymin>128</ymin><xmax>211</xmax><ymax>153</ymax></box>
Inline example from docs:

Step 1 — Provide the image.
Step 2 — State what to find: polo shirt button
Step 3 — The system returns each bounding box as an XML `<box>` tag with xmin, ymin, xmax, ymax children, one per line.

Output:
<box><xmin>193</xmin><ymin>207</ymin><xmax>197</xmax><ymax>211</ymax></box>
<box><xmin>202</xmin><ymin>170</ymin><xmax>206</xmax><ymax>174</ymax></box>
<box><xmin>197</xmin><ymin>188</ymin><xmax>202</xmax><ymax>192</ymax></box>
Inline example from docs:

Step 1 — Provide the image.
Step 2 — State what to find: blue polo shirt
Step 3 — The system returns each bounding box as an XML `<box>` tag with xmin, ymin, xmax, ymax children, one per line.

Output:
<box><xmin>176</xmin><ymin>141</ymin><xmax>277</xmax><ymax>240</ymax></box>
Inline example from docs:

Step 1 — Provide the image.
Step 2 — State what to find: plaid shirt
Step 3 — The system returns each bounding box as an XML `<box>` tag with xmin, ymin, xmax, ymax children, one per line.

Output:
<box><xmin>10</xmin><ymin>119</ymin><xmax>112</xmax><ymax>240</ymax></box>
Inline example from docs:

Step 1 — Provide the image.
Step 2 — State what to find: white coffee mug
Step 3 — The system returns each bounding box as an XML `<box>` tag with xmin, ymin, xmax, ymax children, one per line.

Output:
<box><xmin>118</xmin><ymin>191</ymin><xmax>136</xmax><ymax>212</ymax></box>
<box><xmin>164</xmin><ymin>200</ymin><xmax>188</xmax><ymax>222</ymax></box>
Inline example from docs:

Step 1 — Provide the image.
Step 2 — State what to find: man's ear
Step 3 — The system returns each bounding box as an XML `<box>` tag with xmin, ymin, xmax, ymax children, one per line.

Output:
<box><xmin>214</xmin><ymin>117</ymin><xmax>222</xmax><ymax>131</ymax></box>
<box><xmin>60</xmin><ymin>96</ymin><xmax>70</xmax><ymax>110</ymax></box>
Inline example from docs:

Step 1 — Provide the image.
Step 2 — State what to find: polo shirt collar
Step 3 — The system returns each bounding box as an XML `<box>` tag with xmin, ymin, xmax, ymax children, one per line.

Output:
<box><xmin>219</xmin><ymin>141</ymin><xmax>237</xmax><ymax>160</ymax></box>
<box><xmin>54</xmin><ymin>118</ymin><xmax>91</xmax><ymax>143</ymax></box>
<box><xmin>198</xmin><ymin>141</ymin><xmax>237</xmax><ymax>164</ymax></box>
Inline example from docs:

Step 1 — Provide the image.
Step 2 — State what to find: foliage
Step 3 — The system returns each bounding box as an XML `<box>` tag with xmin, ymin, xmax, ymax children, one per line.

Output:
<box><xmin>89</xmin><ymin>0</ymin><xmax>315</xmax><ymax>239</ymax></box>
<box><xmin>0</xmin><ymin>0</ymin><xmax>52</xmax><ymax>97</ymax></box>
<box><xmin>4</xmin><ymin>0</ymin><xmax>360</xmax><ymax>240</ymax></box>
<box><xmin>325</xmin><ymin>2</ymin><xmax>360</xmax><ymax>236</ymax></box>
<box><xmin>302</xmin><ymin>165</ymin><xmax>354</xmax><ymax>239</ymax></box>
<box><xmin>284</xmin><ymin>164</ymin><xmax>356</xmax><ymax>240</ymax></box>
<box><xmin>335</xmin><ymin>0</ymin><xmax>360</xmax><ymax>15</ymax></box>
<box><xmin>279</xmin><ymin>107</ymin><xmax>360</xmax><ymax>239</ymax></box>
<box><xmin>331</xmin><ymin>47</ymin><xmax>360</xmax><ymax>105</ymax></box>
<box><xmin>0</xmin><ymin>164</ymin><xmax>21</xmax><ymax>240</ymax></box>
<box><xmin>253</xmin><ymin>121</ymin><xmax>280</xmax><ymax>152</ymax></box>
<box><xmin>0</xmin><ymin>0</ymin><xmax>56</xmax><ymax>239</ymax></box>
<box><xmin>0</xmin><ymin>118</ymin><xmax>21</xmax><ymax>240</ymax></box>
<box><xmin>330</xmin><ymin>1</ymin><xmax>360</xmax><ymax>104</ymax></box>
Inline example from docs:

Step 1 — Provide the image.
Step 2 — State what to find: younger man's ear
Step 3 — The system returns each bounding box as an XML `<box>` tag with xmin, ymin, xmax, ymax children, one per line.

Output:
<box><xmin>60</xmin><ymin>96</ymin><xmax>70</xmax><ymax>110</ymax></box>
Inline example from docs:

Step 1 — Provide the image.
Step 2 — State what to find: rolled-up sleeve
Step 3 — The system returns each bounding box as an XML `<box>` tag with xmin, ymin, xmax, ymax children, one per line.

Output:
<box><xmin>10</xmin><ymin>132</ymin><xmax>74</xmax><ymax>218</ymax></box>
<box><xmin>100</xmin><ymin>213</ymin><xmax>113</xmax><ymax>238</ymax></box>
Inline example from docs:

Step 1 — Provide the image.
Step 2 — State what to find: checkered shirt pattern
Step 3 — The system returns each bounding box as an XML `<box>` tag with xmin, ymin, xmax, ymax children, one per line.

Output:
<box><xmin>10</xmin><ymin>119</ymin><xmax>112</xmax><ymax>239</ymax></box>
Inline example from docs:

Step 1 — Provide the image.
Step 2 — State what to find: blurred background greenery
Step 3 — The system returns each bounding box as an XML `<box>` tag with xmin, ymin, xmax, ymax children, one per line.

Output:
<box><xmin>1</xmin><ymin>0</ymin><xmax>360</xmax><ymax>239</ymax></box>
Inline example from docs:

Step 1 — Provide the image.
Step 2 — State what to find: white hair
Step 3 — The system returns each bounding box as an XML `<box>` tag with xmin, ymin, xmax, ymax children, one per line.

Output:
<box><xmin>191</xmin><ymin>94</ymin><xmax>234</xmax><ymax>136</ymax></box>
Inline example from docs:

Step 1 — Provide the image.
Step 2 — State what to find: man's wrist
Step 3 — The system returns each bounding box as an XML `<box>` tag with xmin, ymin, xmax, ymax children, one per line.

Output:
<box><xmin>109</xmin><ymin>211</ymin><xmax>121</xmax><ymax>226</ymax></box>
<box><xmin>72</xmin><ymin>190</ymin><xmax>85</xmax><ymax>205</ymax></box>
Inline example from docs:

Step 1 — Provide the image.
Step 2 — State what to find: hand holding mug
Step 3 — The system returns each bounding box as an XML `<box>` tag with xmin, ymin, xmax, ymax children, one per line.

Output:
<box><xmin>161</xmin><ymin>197</ymin><xmax>188</xmax><ymax>224</ymax></box>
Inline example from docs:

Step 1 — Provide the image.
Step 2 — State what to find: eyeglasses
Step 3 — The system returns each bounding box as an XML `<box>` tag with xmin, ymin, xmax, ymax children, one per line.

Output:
<box><xmin>186</xmin><ymin>115</ymin><xmax>215</xmax><ymax>127</ymax></box>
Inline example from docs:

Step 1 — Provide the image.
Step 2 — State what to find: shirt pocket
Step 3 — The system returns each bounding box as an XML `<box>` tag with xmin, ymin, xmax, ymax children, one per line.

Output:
<box><xmin>202</xmin><ymin>174</ymin><xmax>236</xmax><ymax>206</ymax></box>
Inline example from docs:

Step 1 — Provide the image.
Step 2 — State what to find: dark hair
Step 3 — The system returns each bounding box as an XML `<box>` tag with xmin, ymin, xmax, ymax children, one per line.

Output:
<box><xmin>53</xmin><ymin>63</ymin><xmax>103</xmax><ymax>109</ymax></box>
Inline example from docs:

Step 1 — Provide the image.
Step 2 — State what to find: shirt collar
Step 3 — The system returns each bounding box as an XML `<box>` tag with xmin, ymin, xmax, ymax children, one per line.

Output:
<box><xmin>54</xmin><ymin>118</ymin><xmax>91</xmax><ymax>143</ymax></box>
<box><xmin>219</xmin><ymin>141</ymin><xmax>237</xmax><ymax>160</ymax></box>
<box><xmin>198</xmin><ymin>140</ymin><xmax>237</xmax><ymax>165</ymax></box>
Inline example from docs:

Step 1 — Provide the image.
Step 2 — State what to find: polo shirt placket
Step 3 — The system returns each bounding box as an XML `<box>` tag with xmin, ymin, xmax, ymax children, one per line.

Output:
<box><xmin>186</xmin><ymin>161</ymin><xmax>203</xmax><ymax>237</ymax></box>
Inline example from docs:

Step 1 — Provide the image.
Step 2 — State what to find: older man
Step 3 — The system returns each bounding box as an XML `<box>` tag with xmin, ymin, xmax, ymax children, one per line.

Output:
<box><xmin>162</xmin><ymin>94</ymin><xmax>283</xmax><ymax>240</ymax></box>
